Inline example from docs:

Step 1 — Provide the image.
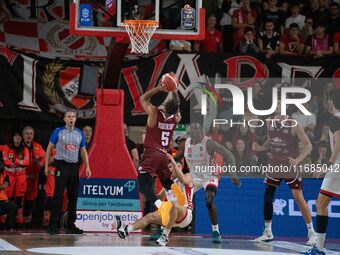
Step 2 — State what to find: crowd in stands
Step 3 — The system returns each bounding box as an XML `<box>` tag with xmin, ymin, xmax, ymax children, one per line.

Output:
<box><xmin>170</xmin><ymin>0</ymin><xmax>340</xmax><ymax>57</ymax></box>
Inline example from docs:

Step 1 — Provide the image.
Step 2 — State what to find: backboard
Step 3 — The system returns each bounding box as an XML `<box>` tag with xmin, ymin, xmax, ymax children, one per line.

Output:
<box><xmin>70</xmin><ymin>0</ymin><xmax>205</xmax><ymax>40</ymax></box>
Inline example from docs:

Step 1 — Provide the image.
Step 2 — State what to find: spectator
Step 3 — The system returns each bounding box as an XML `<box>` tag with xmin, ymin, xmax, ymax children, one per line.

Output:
<box><xmin>232</xmin><ymin>125</ymin><xmax>257</xmax><ymax>154</ymax></box>
<box><xmin>220</xmin><ymin>0</ymin><xmax>241</xmax><ymax>51</ymax></box>
<box><xmin>169</xmin><ymin>39</ymin><xmax>192</xmax><ymax>52</ymax></box>
<box><xmin>317</xmin><ymin>124</ymin><xmax>330</xmax><ymax>142</ymax></box>
<box><xmin>305</xmin><ymin>22</ymin><xmax>333</xmax><ymax>58</ymax></box>
<box><xmin>194</xmin><ymin>14</ymin><xmax>223</xmax><ymax>52</ymax></box>
<box><xmin>325</xmin><ymin>2</ymin><xmax>340</xmax><ymax>37</ymax></box>
<box><xmin>0</xmin><ymin>159</ymin><xmax>18</xmax><ymax>231</ymax></box>
<box><xmin>301</xmin><ymin>16</ymin><xmax>314</xmax><ymax>39</ymax></box>
<box><xmin>313</xmin><ymin>140</ymin><xmax>330</xmax><ymax>164</ymax></box>
<box><xmin>231</xmin><ymin>0</ymin><xmax>257</xmax><ymax>50</ymax></box>
<box><xmin>233</xmin><ymin>138</ymin><xmax>257</xmax><ymax>171</ymax></box>
<box><xmin>279</xmin><ymin>23</ymin><xmax>305</xmax><ymax>56</ymax></box>
<box><xmin>45</xmin><ymin>110</ymin><xmax>91</xmax><ymax>235</ymax></box>
<box><xmin>285</xmin><ymin>3</ymin><xmax>306</xmax><ymax>30</ymax></box>
<box><xmin>82</xmin><ymin>126</ymin><xmax>93</xmax><ymax>148</ymax></box>
<box><xmin>260</xmin><ymin>0</ymin><xmax>285</xmax><ymax>35</ymax></box>
<box><xmin>238</xmin><ymin>26</ymin><xmax>260</xmax><ymax>54</ymax></box>
<box><xmin>334</xmin><ymin>31</ymin><xmax>340</xmax><ymax>55</ymax></box>
<box><xmin>258</xmin><ymin>19</ymin><xmax>280</xmax><ymax>58</ymax></box>
<box><xmin>313</xmin><ymin>0</ymin><xmax>330</xmax><ymax>24</ymax></box>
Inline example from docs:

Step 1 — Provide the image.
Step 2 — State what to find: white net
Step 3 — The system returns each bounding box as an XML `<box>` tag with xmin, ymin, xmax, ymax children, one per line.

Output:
<box><xmin>123</xmin><ymin>20</ymin><xmax>159</xmax><ymax>54</ymax></box>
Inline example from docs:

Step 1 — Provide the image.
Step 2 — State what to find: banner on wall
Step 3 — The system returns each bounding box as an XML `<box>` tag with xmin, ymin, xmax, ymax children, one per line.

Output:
<box><xmin>1</xmin><ymin>49</ymin><xmax>340</xmax><ymax>123</ymax></box>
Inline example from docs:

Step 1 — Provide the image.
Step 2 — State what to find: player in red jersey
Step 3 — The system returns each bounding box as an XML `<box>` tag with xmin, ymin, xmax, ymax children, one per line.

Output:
<box><xmin>138</xmin><ymin>83</ymin><xmax>181</xmax><ymax>204</ymax></box>
<box><xmin>253</xmin><ymin>100</ymin><xmax>315</xmax><ymax>245</ymax></box>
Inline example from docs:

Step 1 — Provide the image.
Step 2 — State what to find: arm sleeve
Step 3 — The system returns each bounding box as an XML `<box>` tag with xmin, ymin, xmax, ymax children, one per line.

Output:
<box><xmin>49</xmin><ymin>129</ymin><xmax>59</xmax><ymax>145</ymax></box>
<box><xmin>80</xmin><ymin>131</ymin><xmax>86</xmax><ymax>148</ymax></box>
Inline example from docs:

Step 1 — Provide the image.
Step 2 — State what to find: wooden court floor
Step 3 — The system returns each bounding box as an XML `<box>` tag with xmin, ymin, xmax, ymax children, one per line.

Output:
<box><xmin>0</xmin><ymin>230</ymin><xmax>340</xmax><ymax>255</ymax></box>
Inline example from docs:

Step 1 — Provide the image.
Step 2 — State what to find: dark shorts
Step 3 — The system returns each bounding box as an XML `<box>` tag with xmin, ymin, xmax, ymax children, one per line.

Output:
<box><xmin>265</xmin><ymin>177</ymin><xmax>302</xmax><ymax>190</ymax></box>
<box><xmin>138</xmin><ymin>148</ymin><xmax>171</xmax><ymax>180</ymax></box>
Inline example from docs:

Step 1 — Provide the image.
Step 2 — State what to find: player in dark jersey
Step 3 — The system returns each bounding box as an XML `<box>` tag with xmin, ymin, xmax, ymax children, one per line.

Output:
<box><xmin>138</xmin><ymin>82</ymin><xmax>181</xmax><ymax>217</ymax></box>
<box><xmin>117</xmin><ymin>153</ymin><xmax>193</xmax><ymax>246</ymax></box>
<box><xmin>253</xmin><ymin>100</ymin><xmax>315</xmax><ymax>245</ymax></box>
<box><xmin>303</xmin><ymin>89</ymin><xmax>340</xmax><ymax>255</ymax></box>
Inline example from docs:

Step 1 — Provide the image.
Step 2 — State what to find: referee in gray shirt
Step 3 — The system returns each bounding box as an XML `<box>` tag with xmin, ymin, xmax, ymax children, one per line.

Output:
<box><xmin>45</xmin><ymin>110</ymin><xmax>91</xmax><ymax>234</ymax></box>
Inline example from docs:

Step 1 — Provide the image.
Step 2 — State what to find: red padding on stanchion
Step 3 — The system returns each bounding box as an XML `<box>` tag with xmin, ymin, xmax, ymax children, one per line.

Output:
<box><xmin>79</xmin><ymin>89</ymin><xmax>137</xmax><ymax>179</ymax></box>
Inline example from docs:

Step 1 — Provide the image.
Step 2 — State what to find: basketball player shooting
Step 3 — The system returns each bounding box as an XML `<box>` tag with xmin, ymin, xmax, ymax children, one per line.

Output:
<box><xmin>137</xmin><ymin>72</ymin><xmax>181</xmax><ymax>223</ymax></box>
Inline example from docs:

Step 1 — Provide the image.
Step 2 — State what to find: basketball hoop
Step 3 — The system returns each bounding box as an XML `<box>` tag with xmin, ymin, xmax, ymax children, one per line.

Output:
<box><xmin>123</xmin><ymin>20</ymin><xmax>159</xmax><ymax>54</ymax></box>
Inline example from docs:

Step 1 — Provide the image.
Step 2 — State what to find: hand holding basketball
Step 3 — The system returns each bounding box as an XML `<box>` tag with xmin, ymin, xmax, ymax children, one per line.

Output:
<box><xmin>160</xmin><ymin>72</ymin><xmax>179</xmax><ymax>92</ymax></box>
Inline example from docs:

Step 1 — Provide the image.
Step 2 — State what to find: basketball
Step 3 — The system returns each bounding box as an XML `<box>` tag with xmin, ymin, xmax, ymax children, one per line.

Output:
<box><xmin>161</xmin><ymin>72</ymin><xmax>179</xmax><ymax>92</ymax></box>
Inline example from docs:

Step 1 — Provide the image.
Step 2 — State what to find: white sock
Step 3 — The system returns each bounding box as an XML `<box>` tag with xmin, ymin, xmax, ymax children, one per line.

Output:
<box><xmin>264</xmin><ymin>222</ymin><xmax>272</xmax><ymax>233</ymax></box>
<box><xmin>212</xmin><ymin>224</ymin><xmax>219</xmax><ymax>233</ymax></box>
<box><xmin>315</xmin><ymin>233</ymin><xmax>326</xmax><ymax>250</ymax></box>
<box><xmin>306</xmin><ymin>222</ymin><xmax>314</xmax><ymax>232</ymax></box>
<box><xmin>163</xmin><ymin>228</ymin><xmax>171</xmax><ymax>237</ymax></box>
<box><xmin>127</xmin><ymin>225</ymin><xmax>134</xmax><ymax>233</ymax></box>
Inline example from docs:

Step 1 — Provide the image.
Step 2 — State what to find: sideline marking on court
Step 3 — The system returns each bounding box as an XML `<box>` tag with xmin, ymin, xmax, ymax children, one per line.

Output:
<box><xmin>262</xmin><ymin>241</ymin><xmax>340</xmax><ymax>255</ymax></box>
<box><xmin>27</xmin><ymin>246</ymin><xmax>295</xmax><ymax>255</ymax></box>
<box><xmin>0</xmin><ymin>238</ymin><xmax>21</xmax><ymax>251</ymax></box>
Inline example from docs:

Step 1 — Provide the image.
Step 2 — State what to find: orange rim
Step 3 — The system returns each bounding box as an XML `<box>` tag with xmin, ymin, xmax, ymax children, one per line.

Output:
<box><xmin>123</xmin><ymin>20</ymin><xmax>159</xmax><ymax>26</ymax></box>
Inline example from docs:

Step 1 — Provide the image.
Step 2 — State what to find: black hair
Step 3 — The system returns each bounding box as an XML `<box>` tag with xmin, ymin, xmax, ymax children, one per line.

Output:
<box><xmin>164</xmin><ymin>93</ymin><xmax>180</xmax><ymax>116</ymax></box>
<box><xmin>264</xmin><ymin>19</ymin><xmax>275</xmax><ymax>25</ymax></box>
<box><xmin>244</xmin><ymin>26</ymin><xmax>254</xmax><ymax>34</ymax></box>
<box><xmin>289</xmin><ymin>23</ymin><xmax>299</xmax><ymax>29</ymax></box>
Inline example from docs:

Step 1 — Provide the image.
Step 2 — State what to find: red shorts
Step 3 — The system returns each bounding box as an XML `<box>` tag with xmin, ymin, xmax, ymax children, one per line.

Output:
<box><xmin>265</xmin><ymin>177</ymin><xmax>302</xmax><ymax>190</ymax></box>
<box><xmin>138</xmin><ymin>148</ymin><xmax>171</xmax><ymax>180</ymax></box>
<box><xmin>25</xmin><ymin>177</ymin><xmax>39</xmax><ymax>200</ymax></box>
<box><xmin>45</xmin><ymin>174</ymin><xmax>55</xmax><ymax>198</ymax></box>
<box><xmin>5</xmin><ymin>172</ymin><xmax>27</xmax><ymax>198</ymax></box>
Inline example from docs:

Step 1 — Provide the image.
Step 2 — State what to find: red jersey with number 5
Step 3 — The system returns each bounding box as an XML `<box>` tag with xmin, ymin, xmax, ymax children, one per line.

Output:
<box><xmin>144</xmin><ymin>111</ymin><xmax>177</xmax><ymax>151</ymax></box>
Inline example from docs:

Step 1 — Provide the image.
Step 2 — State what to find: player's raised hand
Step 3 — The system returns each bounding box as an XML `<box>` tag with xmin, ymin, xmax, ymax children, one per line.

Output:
<box><xmin>158</xmin><ymin>82</ymin><xmax>168</xmax><ymax>93</ymax></box>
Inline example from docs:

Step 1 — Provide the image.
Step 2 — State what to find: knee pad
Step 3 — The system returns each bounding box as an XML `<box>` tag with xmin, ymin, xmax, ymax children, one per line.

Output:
<box><xmin>264</xmin><ymin>185</ymin><xmax>276</xmax><ymax>203</ymax></box>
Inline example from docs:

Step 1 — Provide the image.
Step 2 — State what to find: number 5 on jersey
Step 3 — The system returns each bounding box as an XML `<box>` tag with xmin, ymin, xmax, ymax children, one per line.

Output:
<box><xmin>161</xmin><ymin>131</ymin><xmax>170</xmax><ymax>146</ymax></box>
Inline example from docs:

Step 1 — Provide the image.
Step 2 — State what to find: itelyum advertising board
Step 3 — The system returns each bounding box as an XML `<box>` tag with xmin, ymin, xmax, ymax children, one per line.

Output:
<box><xmin>77</xmin><ymin>178</ymin><xmax>141</xmax><ymax>211</ymax></box>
